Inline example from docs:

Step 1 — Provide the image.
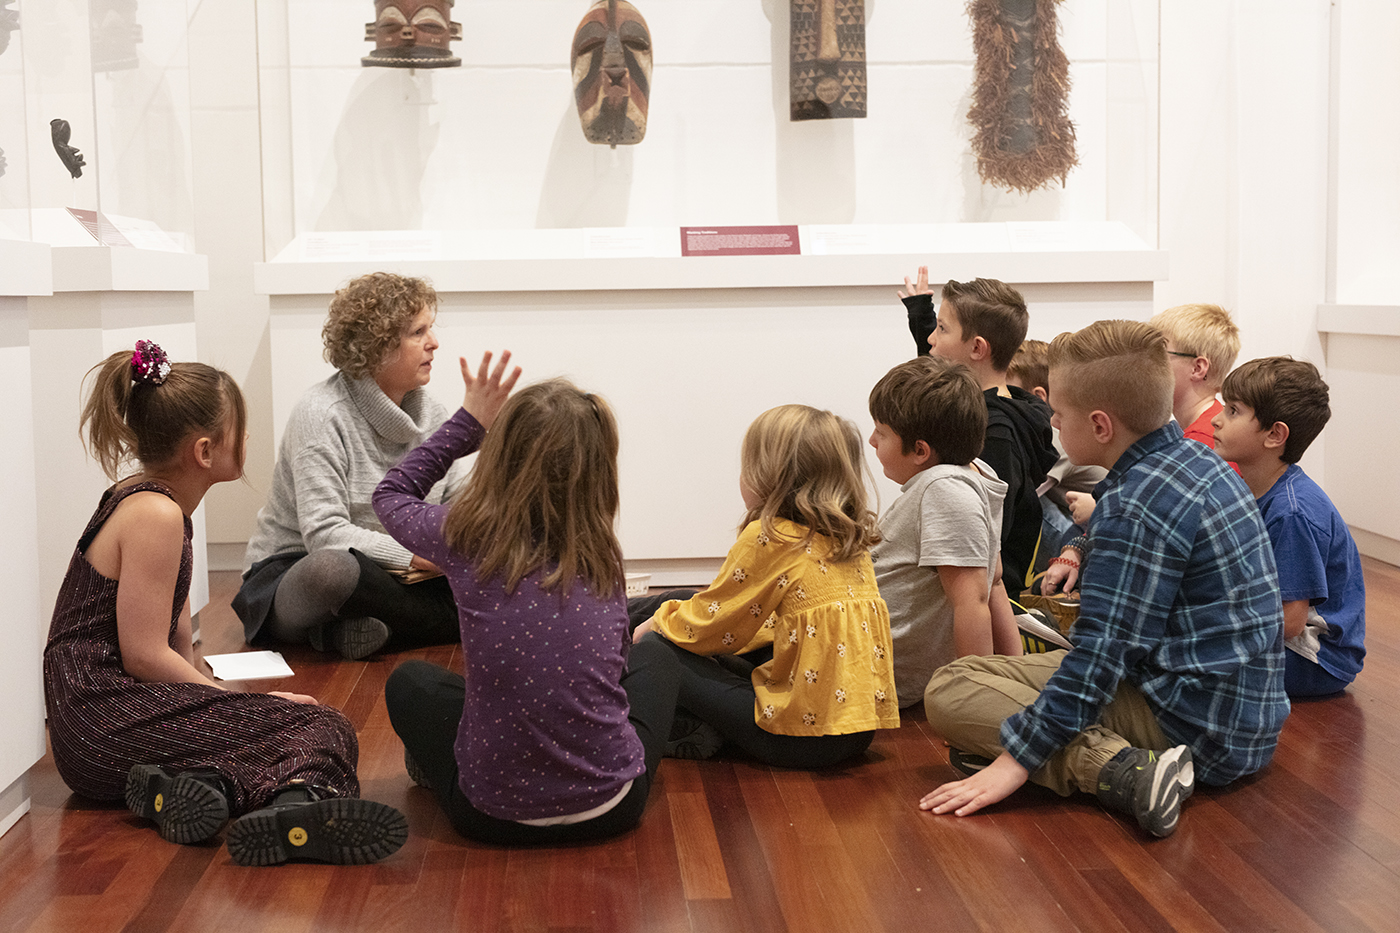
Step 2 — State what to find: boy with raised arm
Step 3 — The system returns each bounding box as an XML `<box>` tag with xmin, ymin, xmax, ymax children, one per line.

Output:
<box><xmin>902</xmin><ymin>274</ymin><xmax>1058</xmax><ymax>591</ymax></box>
<box><xmin>920</xmin><ymin>320</ymin><xmax>1288</xmax><ymax>838</ymax></box>
<box><xmin>868</xmin><ymin>356</ymin><xmax>1022</xmax><ymax>708</ymax></box>
<box><xmin>1212</xmin><ymin>357</ymin><xmax>1366</xmax><ymax>697</ymax></box>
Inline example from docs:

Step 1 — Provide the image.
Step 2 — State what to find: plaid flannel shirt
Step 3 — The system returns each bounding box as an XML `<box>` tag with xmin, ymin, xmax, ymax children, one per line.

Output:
<box><xmin>1001</xmin><ymin>422</ymin><xmax>1290</xmax><ymax>785</ymax></box>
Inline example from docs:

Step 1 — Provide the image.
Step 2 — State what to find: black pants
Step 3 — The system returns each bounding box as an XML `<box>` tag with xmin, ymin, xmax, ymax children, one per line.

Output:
<box><xmin>384</xmin><ymin>637</ymin><xmax>679</xmax><ymax>845</ymax></box>
<box><xmin>639</xmin><ymin>633</ymin><xmax>874</xmax><ymax>770</ymax></box>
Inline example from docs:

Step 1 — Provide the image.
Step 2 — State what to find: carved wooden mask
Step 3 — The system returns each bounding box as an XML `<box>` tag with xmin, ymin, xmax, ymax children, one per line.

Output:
<box><xmin>363</xmin><ymin>0</ymin><xmax>462</xmax><ymax>68</ymax></box>
<box><xmin>790</xmin><ymin>0</ymin><xmax>866</xmax><ymax>121</ymax></box>
<box><xmin>572</xmin><ymin>0</ymin><xmax>652</xmax><ymax>147</ymax></box>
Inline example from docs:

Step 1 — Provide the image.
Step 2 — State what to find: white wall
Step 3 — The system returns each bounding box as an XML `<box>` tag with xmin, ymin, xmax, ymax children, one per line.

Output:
<box><xmin>1333</xmin><ymin>0</ymin><xmax>1400</xmax><ymax>305</ymax></box>
<box><xmin>1157</xmin><ymin>0</ymin><xmax>1333</xmax><ymax>482</ymax></box>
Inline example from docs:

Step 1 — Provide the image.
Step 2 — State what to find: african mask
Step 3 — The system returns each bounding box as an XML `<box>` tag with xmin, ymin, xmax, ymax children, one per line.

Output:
<box><xmin>363</xmin><ymin>0</ymin><xmax>462</xmax><ymax>68</ymax></box>
<box><xmin>571</xmin><ymin>0</ymin><xmax>652</xmax><ymax>147</ymax></box>
<box><xmin>790</xmin><ymin>0</ymin><xmax>866</xmax><ymax>121</ymax></box>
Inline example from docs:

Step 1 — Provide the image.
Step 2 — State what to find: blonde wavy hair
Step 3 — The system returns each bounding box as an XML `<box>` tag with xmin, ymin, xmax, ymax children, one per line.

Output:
<box><xmin>443</xmin><ymin>379</ymin><xmax>624</xmax><ymax>599</ymax></box>
<box><xmin>738</xmin><ymin>405</ymin><xmax>880</xmax><ymax>564</ymax></box>
<box><xmin>322</xmin><ymin>273</ymin><xmax>438</xmax><ymax>379</ymax></box>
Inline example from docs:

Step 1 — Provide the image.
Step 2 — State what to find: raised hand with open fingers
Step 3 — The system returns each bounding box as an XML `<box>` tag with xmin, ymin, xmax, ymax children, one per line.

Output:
<box><xmin>898</xmin><ymin>264</ymin><xmax>933</xmax><ymax>300</ymax></box>
<box><xmin>460</xmin><ymin>350</ymin><xmax>522</xmax><ymax>429</ymax></box>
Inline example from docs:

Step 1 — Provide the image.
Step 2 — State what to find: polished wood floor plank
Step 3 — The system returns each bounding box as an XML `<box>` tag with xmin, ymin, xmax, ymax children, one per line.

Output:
<box><xmin>6</xmin><ymin>557</ymin><xmax>1400</xmax><ymax>932</ymax></box>
<box><xmin>667</xmin><ymin>791</ymin><xmax>731</xmax><ymax>900</ymax></box>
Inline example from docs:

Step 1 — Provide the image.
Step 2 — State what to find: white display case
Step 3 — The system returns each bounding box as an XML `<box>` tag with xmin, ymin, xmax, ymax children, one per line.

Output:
<box><xmin>257</xmin><ymin>221</ymin><xmax>1165</xmax><ymax>583</ymax></box>
<box><xmin>0</xmin><ymin>238</ymin><xmax>49</xmax><ymax>839</ymax></box>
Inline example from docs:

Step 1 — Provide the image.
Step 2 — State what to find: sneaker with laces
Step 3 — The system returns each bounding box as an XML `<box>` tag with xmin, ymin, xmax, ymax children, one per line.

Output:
<box><xmin>125</xmin><ymin>763</ymin><xmax>230</xmax><ymax>844</ymax></box>
<box><xmin>664</xmin><ymin>711</ymin><xmax>723</xmax><ymax>760</ymax></box>
<box><xmin>1095</xmin><ymin>745</ymin><xmax>1195</xmax><ymax>837</ymax></box>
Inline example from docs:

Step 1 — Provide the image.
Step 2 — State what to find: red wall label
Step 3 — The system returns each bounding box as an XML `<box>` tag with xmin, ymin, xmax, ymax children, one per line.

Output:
<box><xmin>680</xmin><ymin>225</ymin><xmax>801</xmax><ymax>257</ymax></box>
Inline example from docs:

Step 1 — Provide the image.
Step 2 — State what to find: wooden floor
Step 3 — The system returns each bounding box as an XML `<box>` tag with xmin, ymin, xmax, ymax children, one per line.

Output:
<box><xmin>4</xmin><ymin>562</ymin><xmax>1400</xmax><ymax>933</ymax></box>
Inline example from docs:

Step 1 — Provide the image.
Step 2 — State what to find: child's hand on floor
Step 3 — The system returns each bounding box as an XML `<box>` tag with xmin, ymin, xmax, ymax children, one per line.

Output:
<box><xmin>919</xmin><ymin>751</ymin><xmax>1029</xmax><ymax>817</ymax></box>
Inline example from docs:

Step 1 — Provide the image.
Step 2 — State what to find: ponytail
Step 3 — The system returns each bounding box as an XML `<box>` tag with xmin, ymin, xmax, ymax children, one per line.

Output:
<box><xmin>80</xmin><ymin>342</ymin><xmax>247</xmax><ymax>479</ymax></box>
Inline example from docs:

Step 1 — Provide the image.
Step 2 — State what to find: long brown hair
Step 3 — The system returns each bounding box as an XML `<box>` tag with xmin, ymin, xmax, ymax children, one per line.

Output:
<box><xmin>81</xmin><ymin>348</ymin><xmax>247</xmax><ymax>480</ymax></box>
<box><xmin>738</xmin><ymin>405</ymin><xmax>880</xmax><ymax>563</ymax></box>
<box><xmin>443</xmin><ymin>378</ymin><xmax>624</xmax><ymax>598</ymax></box>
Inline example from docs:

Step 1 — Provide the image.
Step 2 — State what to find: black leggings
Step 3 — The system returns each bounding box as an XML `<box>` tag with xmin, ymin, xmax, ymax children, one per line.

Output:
<box><xmin>639</xmin><ymin>633</ymin><xmax>874</xmax><ymax>770</ymax></box>
<box><xmin>384</xmin><ymin>636</ymin><xmax>679</xmax><ymax>845</ymax></box>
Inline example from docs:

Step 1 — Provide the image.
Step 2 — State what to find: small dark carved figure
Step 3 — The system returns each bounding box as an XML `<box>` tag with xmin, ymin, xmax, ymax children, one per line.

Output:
<box><xmin>363</xmin><ymin>0</ymin><xmax>462</xmax><ymax>68</ymax></box>
<box><xmin>51</xmin><ymin>120</ymin><xmax>86</xmax><ymax>179</ymax></box>
<box><xmin>90</xmin><ymin>0</ymin><xmax>144</xmax><ymax>73</ymax></box>
<box><xmin>0</xmin><ymin>0</ymin><xmax>18</xmax><ymax>57</ymax></box>
<box><xmin>571</xmin><ymin>0</ymin><xmax>652</xmax><ymax>147</ymax></box>
<box><xmin>967</xmin><ymin>0</ymin><xmax>1077</xmax><ymax>192</ymax></box>
<box><xmin>790</xmin><ymin>0</ymin><xmax>866</xmax><ymax>121</ymax></box>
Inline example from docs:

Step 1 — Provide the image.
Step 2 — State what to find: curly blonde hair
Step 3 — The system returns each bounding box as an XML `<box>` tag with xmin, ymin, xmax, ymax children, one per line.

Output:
<box><xmin>322</xmin><ymin>273</ymin><xmax>438</xmax><ymax>379</ymax></box>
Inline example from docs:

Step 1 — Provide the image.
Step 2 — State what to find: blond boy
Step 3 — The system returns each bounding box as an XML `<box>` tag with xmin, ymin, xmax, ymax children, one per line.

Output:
<box><xmin>1150</xmin><ymin>303</ymin><xmax>1240</xmax><ymax>446</ymax></box>
<box><xmin>920</xmin><ymin>320</ymin><xmax>1287</xmax><ymax>838</ymax></box>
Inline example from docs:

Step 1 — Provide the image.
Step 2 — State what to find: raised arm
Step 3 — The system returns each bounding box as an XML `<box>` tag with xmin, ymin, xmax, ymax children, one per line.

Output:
<box><xmin>373</xmin><ymin>350</ymin><xmax>518</xmax><ymax>563</ymax></box>
<box><xmin>899</xmin><ymin>265</ymin><xmax>938</xmax><ymax>357</ymax></box>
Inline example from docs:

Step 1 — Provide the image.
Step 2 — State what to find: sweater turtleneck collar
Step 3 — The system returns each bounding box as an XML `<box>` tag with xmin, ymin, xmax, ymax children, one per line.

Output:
<box><xmin>343</xmin><ymin>372</ymin><xmax>432</xmax><ymax>445</ymax></box>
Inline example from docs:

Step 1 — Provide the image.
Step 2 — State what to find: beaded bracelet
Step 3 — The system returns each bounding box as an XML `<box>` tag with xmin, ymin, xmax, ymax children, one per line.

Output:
<box><xmin>1049</xmin><ymin>556</ymin><xmax>1080</xmax><ymax>570</ymax></box>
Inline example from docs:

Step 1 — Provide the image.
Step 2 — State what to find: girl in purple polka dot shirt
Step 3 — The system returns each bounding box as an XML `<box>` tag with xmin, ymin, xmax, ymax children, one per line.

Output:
<box><xmin>376</xmin><ymin>353</ymin><xmax>681</xmax><ymax>843</ymax></box>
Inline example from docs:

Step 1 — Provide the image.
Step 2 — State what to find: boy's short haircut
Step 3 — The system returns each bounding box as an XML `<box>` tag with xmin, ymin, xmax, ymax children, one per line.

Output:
<box><xmin>1048</xmin><ymin>320</ymin><xmax>1173</xmax><ymax>436</ymax></box>
<box><xmin>1148</xmin><ymin>303</ymin><xmax>1241</xmax><ymax>389</ymax></box>
<box><xmin>1221</xmin><ymin>357</ymin><xmax>1331</xmax><ymax>464</ymax></box>
<box><xmin>1007</xmin><ymin>339</ymin><xmax>1050</xmax><ymax>395</ymax></box>
<box><xmin>869</xmin><ymin>356</ymin><xmax>987</xmax><ymax>466</ymax></box>
<box><xmin>940</xmin><ymin>278</ymin><xmax>1029</xmax><ymax>372</ymax></box>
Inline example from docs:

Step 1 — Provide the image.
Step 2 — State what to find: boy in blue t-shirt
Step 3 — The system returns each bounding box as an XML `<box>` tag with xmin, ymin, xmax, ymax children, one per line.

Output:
<box><xmin>1211</xmin><ymin>357</ymin><xmax>1366</xmax><ymax>697</ymax></box>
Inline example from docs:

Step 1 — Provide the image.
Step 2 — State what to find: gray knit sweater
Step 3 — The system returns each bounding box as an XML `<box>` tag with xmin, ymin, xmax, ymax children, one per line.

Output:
<box><xmin>242</xmin><ymin>372</ymin><xmax>469</xmax><ymax>572</ymax></box>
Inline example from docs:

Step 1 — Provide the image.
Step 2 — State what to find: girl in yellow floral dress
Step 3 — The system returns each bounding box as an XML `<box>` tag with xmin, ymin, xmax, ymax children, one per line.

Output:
<box><xmin>632</xmin><ymin>404</ymin><xmax>900</xmax><ymax>768</ymax></box>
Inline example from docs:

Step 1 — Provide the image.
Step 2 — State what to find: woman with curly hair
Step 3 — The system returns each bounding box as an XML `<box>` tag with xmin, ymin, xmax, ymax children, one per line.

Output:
<box><xmin>234</xmin><ymin>272</ymin><xmax>476</xmax><ymax>659</ymax></box>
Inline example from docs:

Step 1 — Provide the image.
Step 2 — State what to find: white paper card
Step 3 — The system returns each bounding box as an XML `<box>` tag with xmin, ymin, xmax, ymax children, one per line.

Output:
<box><xmin>204</xmin><ymin>650</ymin><xmax>295</xmax><ymax>681</ymax></box>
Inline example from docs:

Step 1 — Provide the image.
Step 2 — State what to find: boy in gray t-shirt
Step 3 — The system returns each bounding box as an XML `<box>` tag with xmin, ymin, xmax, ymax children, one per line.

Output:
<box><xmin>868</xmin><ymin>357</ymin><xmax>1023</xmax><ymax>707</ymax></box>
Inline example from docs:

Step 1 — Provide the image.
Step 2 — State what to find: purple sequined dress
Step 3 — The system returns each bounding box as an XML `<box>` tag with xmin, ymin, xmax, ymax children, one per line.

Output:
<box><xmin>43</xmin><ymin>481</ymin><xmax>361</xmax><ymax>814</ymax></box>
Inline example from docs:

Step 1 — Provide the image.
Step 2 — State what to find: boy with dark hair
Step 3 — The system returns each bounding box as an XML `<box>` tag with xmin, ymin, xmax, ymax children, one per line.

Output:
<box><xmin>1212</xmin><ymin>357</ymin><xmax>1366</xmax><ymax>697</ymax></box>
<box><xmin>898</xmin><ymin>270</ymin><xmax>1059</xmax><ymax>590</ymax></box>
<box><xmin>920</xmin><ymin>320</ymin><xmax>1288</xmax><ymax>838</ymax></box>
<box><xmin>868</xmin><ymin>357</ymin><xmax>1022</xmax><ymax>707</ymax></box>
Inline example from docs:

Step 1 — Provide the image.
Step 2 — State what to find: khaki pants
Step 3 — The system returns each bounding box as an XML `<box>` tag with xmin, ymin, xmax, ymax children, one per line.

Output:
<box><xmin>924</xmin><ymin>652</ymin><xmax>1172</xmax><ymax>796</ymax></box>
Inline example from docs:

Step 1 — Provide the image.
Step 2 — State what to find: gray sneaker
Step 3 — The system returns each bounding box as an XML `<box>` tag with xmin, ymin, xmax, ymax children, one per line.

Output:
<box><xmin>1095</xmin><ymin>745</ymin><xmax>1195</xmax><ymax>837</ymax></box>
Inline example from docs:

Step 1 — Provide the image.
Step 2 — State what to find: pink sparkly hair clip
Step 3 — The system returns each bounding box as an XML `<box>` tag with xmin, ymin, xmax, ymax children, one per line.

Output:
<box><xmin>131</xmin><ymin>339</ymin><xmax>172</xmax><ymax>386</ymax></box>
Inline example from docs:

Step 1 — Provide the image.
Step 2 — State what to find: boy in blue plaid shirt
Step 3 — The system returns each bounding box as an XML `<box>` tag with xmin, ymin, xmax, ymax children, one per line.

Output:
<box><xmin>919</xmin><ymin>320</ymin><xmax>1289</xmax><ymax>838</ymax></box>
